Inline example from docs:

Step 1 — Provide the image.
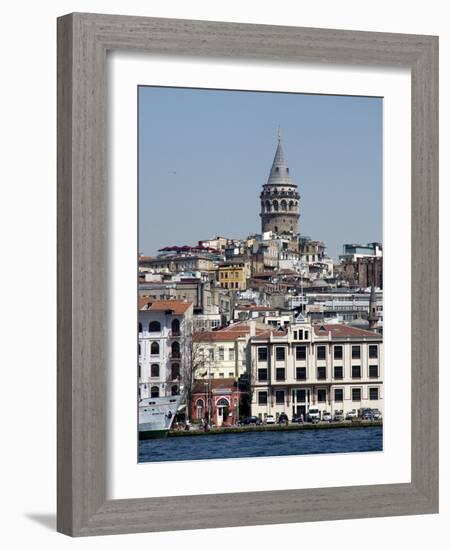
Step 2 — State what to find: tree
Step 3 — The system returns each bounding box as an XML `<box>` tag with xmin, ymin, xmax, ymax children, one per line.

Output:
<box><xmin>179</xmin><ymin>321</ymin><xmax>216</xmax><ymax>422</ymax></box>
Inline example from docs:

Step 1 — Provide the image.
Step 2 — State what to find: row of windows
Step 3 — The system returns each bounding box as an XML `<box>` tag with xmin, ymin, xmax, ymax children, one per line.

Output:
<box><xmin>143</xmin><ymin>385</ymin><xmax>179</xmax><ymax>398</ymax></box>
<box><xmin>138</xmin><ymin>341</ymin><xmax>181</xmax><ymax>357</ymax></box>
<box><xmin>219</xmin><ymin>271</ymin><xmax>241</xmax><ymax>279</ymax></box>
<box><xmin>257</xmin><ymin>387</ymin><xmax>380</xmax><ymax>405</ymax></box>
<box><xmin>218</xmin><ymin>347</ymin><xmax>235</xmax><ymax>361</ymax></box>
<box><xmin>258</xmin><ymin>344</ymin><xmax>379</xmax><ymax>362</ymax></box>
<box><xmin>221</xmin><ymin>281</ymin><xmax>241</xmax><ymax>289</ymax></box>
<box><xmin>263</xmin><ymin>199</ymin><xmax>298</xmax><ymax>212</ymax></box>
<box><xmin>139</xmin><ymin>363</ymin><xmax>180</xmax><ymax>380</ymax></box>
<box><xmin>292</xmin><ymin>329</ymin><xmax>309</xmax><ymax>341</ymax></box>
<box><xmin>138</xmin><ymin>319</ymin><xmax>181</xmax><ymax>334</ymax></box>
<box><xmin>257</xmin><ymin>364</ymin><xmax>379</xmax><ymax>381</ymax></box>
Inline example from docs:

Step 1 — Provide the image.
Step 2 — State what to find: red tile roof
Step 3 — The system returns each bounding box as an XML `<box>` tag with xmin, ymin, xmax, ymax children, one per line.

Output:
<box><xmin>194</xmin><ymin>321</ymin><xmax>278</xmax><ymax>342</ymax></box>
<box><xmin>194</xmin><ymin>331</ymin><xmax>249</xmax><ymax>342</ymax></box>
<box><xmin>313</xmin><ymin>323</ymin><xmax>380</xmax><ymax>339</ymax></box>
<box><xmin>138</xmin><ymin>298</ymin><xmax>193</xmax><ymax>314</ymax></box>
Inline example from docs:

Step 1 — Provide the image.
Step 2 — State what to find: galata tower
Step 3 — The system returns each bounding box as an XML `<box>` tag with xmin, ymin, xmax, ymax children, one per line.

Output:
<box><xmin>260</xmin><ymin>133</ymin><xmax>300</xmax><ymax>237</ymax></box>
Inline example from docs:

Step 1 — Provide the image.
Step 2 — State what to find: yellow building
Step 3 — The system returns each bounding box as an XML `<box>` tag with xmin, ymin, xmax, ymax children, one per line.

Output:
<box><xmin>217</xmin><ymin>261</ymin><xmax>249</xmax><ymax>290</ymax></box>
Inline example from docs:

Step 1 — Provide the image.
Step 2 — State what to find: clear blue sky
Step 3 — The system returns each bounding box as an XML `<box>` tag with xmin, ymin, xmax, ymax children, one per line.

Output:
<box><xmin>139</xmin><ymin>86</ymin><xmax>382</xmax><ymax>260</ymax></box>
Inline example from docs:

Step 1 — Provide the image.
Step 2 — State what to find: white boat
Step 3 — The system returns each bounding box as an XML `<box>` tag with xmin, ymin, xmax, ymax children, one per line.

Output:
<box><xmin>139</xmin><ymin>395</ymin><xmax>182</xmax><ymax>439</ymax></box>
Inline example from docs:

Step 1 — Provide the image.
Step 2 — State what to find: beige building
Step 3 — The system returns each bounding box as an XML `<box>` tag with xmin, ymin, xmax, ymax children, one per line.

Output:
<box><xmin>193</xmin><ymin>322</ymin><xmax>275</xmax><ymax>380</ymax></box>
<box><xmin>249</xmin><ymin>322</ymin><xmax>383</xmax><ymax>421</ymax></box>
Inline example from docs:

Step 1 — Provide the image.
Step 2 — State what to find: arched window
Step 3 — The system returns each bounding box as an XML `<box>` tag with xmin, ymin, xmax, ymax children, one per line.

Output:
<box><xmin>171</xmin><ymin>385</ymin><xmax>179</xmax><ymax>396</ymax></box>
<box><xmin>171</xmin><ymin>341</ymin><xmax>180</xmax><ymax>358</ymax></box>
<box><xmin>150</xmin><ymin>386</ymin><xmax>159</xmax><ymax>398</ymax></box>
<box><xmin>138</xmin><ymin>322</ymin><xmax>142</xmax><ymax>333</ymax></box>
<box><xmin>288</xmin><ymin>200</ymin><xmax>294</xmax><ymax>211</ymax></box>
<box><xmin>171</xmin><ymin>363</ymin><xmax>180</xmax><ymax>380</ymax></box>
<box><xmin>149</xmin><ymin>320</ymin><xmax>161</xmax><ymax>332</ymax></box>
<box><xmin>150</xmin><ymin>364</ymin><xmax>159</xmax><ymax>377</ymax></box>
<box><xmin>217</xmin><ymin>397</ymin><xmax>230</xmax><ymax>407</ymax></box>
<box><xmin>273</xmin><ymin>188</ymin><xmax>278</xmax><ymax>195</ymax></box>
<box><xmin>171</xmin><ymin>318</ymin><xmax>180</xmax><ymax>335</ymax></box>
<box><xmin>196</xmin><ymin>399</ymin><xmax>204</xmax><ymax>419</ymax></box>
<box><xmin>150</xmin><ymin>341</ymin><xmax>160</xmax><ymax>355</ymax></box>
<box><xmin>273</xmin><ymin>200</ymin><xmax>279</xmax><ymax>211</ymax></box>
<box><xmin>265</xmin><ymin>200</ymin><xmax>271</xmax><ymax>212</ymax></box>
<box><xmin>280</xmin><ymin>200</ymin><xmax>287</xmax><ymax>211</ymax></box>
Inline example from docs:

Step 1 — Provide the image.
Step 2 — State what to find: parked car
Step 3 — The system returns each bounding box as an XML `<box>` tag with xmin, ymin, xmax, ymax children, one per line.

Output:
<box><xmin>307</xmin><ymin>407</ymin><xmax>321</xmax><ymax>423</ymax></box>
<box><xmin>277</xmin><ymin>412</ymin><xmax>289</xmax><ymax>425</ymax></box>
<box><xmin>359</xmin><ymin>407</ymin><xmax>372</xmax><ymax>418</ymax></box>
<box><xmin>322</xmin><ymin>411</ymin><xmax>332</xmax><ymax>422</ymax></box>
<box><xmin>334</xmin><ymin>410</ymin><xmax>344</xmax><ymax>421</ymax></box>
<box><xmin>265</xmin><ymin>415</ymin><xmax>276</xmax><ymax>424</ymax></box>
<box><xmin>361</xmin><ymin>409</ymin><xmax>374</xmax><ymax>420</ymax></box>
<box><xmin>371</xmin><ymin>408</ymin><xmax>382</xmax><ymax>420</ymax></box>
<box><xmin>291</xmin><ymin>413</ymin><xmax>305</xmax><ymax>423</ymax></box>
<box><xmin>346</xmin><ymin>409</ymin><xmax>358</xmax><ymax>420</ymax></box>
<box><xmin>240</xmin><ymin>416</ymin><xmax>261</xmax><ymax>425</ymax></box>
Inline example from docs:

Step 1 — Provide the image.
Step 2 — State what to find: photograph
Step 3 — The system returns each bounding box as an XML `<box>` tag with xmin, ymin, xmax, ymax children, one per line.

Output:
<box><xmin>137</xmin><ymin>86</ymin><xmax>383</xmax><ymax>462</ymax></box>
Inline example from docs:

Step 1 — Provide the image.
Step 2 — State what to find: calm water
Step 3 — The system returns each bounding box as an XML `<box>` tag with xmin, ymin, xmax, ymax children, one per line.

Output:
<box><xmin>139</xmin><ymin>426</ymin><xmax>382</xmax><ymax>463</ymax></box>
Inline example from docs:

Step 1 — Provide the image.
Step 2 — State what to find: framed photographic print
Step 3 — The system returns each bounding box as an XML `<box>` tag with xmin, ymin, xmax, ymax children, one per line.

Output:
<box><xmin>57</xmin><ymin>13</ymin><xmax>438</xmax><ymax>536</ymax></box>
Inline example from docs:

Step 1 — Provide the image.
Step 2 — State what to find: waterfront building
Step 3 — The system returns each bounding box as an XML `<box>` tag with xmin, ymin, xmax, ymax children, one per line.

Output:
<box><xmin>192</xmin><ymin>327</ymin><xmax>251</xmax><ymax>380</ymax></box>
<box><xmin>190</xmin><ymin>378</ymin><xmax>245</xmax><ymax>426</ymax></box>
<box><xmin>260</xmin><ymin>134</ymin><xmax>300</xmax><ymax>237</ymax></box>
<box><xmin>138</xmin><ymin>299</ymin><xmax>193</xmax><ymax>400</ymax></box>
<box><xmin>249</xmin><ymin>322</ymin><xmax>383</xmax><ymax>421</ymax></box>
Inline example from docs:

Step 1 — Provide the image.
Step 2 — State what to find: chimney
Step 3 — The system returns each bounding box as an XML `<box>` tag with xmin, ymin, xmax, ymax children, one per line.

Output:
<box><xmin>249</xmin><ymin>319</ymin><xmax>256</xmax><ymax>337</ymax></box>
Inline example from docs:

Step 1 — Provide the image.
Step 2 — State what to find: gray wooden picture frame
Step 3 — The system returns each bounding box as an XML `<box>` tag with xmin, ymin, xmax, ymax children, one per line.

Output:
<box><xmin>57</xmin><ymin>12</ymin><xmax>439</xmax><ymax>537</ymax></box>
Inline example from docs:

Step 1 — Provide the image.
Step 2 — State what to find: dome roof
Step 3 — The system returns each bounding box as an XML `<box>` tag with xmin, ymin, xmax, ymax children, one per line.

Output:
<box><xmin>348</xmin><ymin>318</ymin><xmax>370</xmax><ymax>330</ymax></box>
<box><xmin>312</xmin><ymin>279</ymin><xmax>329</xmax><ymax>288</ymax></box>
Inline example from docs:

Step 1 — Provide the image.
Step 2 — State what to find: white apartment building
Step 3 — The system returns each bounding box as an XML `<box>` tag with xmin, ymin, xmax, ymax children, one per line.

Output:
<box><xmin>138</xmin><ymin>298</ymin><xmax>193</xmax><ymax>400</ymax></box>
<box><xmin>249</xmin><ymin>322</ymin><xmax>383</xmax><ymax>420</ymax></box>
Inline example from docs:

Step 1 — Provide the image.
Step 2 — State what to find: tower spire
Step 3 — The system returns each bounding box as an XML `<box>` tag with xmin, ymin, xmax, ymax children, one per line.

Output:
<box><xmin>260</xmin><ymin>132</ymin><xmax>300</xmax><ymax>237</ymax></box>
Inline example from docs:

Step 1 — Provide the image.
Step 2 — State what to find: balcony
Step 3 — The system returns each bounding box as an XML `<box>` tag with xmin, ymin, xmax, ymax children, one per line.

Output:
<box><xmin>169</xmin><ymin>352</ymin><xmax>181</xmax><ymax>361</ymax></box>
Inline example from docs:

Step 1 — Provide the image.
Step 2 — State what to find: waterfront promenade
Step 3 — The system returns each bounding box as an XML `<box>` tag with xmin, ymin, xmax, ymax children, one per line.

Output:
<box><xmin>166</xmin><ymin>420</ymin><xmax>382</xmax><ymax>438</ymax></box>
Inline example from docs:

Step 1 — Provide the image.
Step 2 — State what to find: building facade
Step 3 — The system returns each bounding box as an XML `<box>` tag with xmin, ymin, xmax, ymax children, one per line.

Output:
<box><xmin>249</xmin><ymin>322</ymin><xmax>383</xmax><ymax>420</ymax></box>
<box><xmin>138</xmin><ymin>299</ymin><xmax>193</xmax><ymax>400</ymax></box>
<box><xmin>217</xmin><ymin>260</ymin><xmax>249</xmax><ymax>290</ymax></box>
<box><xmin>190</xmin><ymin>378</ymin><xmax>245</xmax><ymax>427</ymax></box>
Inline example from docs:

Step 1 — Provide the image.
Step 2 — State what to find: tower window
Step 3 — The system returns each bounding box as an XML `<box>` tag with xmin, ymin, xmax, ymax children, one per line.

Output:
<box><xmin>275</xmin><ymin>167</ymin><xmax>279</xmax><ymax>172</ymax></box>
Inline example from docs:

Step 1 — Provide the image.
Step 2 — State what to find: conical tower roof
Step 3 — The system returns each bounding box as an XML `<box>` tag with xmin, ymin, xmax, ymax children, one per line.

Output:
<box><xmin>266</xmin><ymin>135</ymin><xmax>297</xmax><ymax>187</ymax></box>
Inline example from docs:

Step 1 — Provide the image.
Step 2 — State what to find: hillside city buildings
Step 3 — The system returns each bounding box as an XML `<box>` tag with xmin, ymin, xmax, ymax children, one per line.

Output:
<box><xmin>138</xmin><ymin>134</ymin><xmax>383</xmax><ymax>426</ymax></box>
